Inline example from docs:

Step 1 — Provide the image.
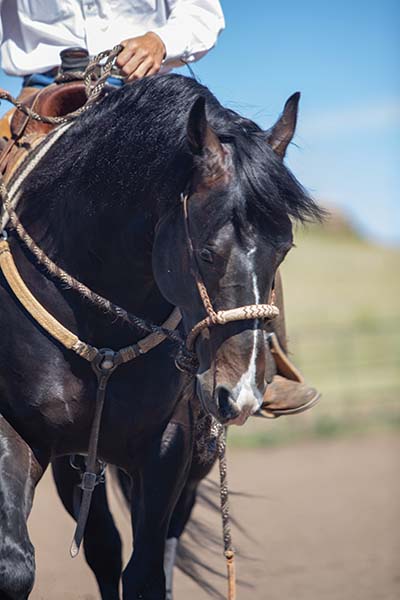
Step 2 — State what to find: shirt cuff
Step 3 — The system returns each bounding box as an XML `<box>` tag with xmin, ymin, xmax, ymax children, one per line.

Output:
<box><xmin>149</xmin><ymin>25</ymin><xmax>192</xmax><ymax>66</ymax></box>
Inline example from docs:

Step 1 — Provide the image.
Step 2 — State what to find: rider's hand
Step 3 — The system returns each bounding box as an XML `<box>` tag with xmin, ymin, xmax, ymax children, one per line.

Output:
<box><xmin>116</xmin><ymin>32</ymin><xmax>166</xmax><ymax>82</ymax></box>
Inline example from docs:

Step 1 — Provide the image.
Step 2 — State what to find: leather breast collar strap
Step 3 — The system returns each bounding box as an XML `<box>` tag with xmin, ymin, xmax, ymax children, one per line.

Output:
<box><xmin>0</xmin><ymin>237</ymin><xmax>181</xmax><ymax>557</ymax></box>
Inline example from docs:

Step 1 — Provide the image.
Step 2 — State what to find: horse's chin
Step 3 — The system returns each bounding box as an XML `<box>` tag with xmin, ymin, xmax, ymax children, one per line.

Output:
<box><xmin>224</xmin><ymin>407</ymin><xmax>252</xmax><ymax>427</ymax></box>
<box><xmin>206</xmin><ymin>410</ymin><xmax>252</xmax><ymax>427</ymax></box>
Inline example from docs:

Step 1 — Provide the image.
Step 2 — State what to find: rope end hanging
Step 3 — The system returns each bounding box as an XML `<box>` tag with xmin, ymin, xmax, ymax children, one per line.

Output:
<box><xmin>218</xmin><ymin>426</ymin><xmax>237</xmax><ymax>600</ymax></box>
<box><xmin>69</xmin><ymin>538</ymin><xmax>80</xmax><ymax>558</ymax></box>
<box><xmin>225</xmin><ymin>549</ymin><xmax>236</xmax><ymax>600</ymax></box>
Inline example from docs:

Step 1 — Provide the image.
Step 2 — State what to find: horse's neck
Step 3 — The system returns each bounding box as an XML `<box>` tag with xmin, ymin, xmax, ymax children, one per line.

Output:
<box><xmin>17</xmin><ymin>190</ymin><xmax>173</xmax><ymax>344</ymax></box>
<box><xmin>16</xmin><ymin>116</ymin><xmax>187</xmax><ymax>335</ymax></box>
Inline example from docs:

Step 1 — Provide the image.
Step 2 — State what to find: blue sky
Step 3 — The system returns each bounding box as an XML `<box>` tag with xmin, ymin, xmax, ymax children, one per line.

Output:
<box><xmin>1</xmin><ymin>0</ymin><xmax>399</xmax><ymax>244</ymax></box>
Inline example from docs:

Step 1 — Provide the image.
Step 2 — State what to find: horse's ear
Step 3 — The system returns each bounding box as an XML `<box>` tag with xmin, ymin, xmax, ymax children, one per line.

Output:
<box><xmin>186</xmin><ymin>96</ymin><xmax>225</xmax><ymax>167</ymax></box>
<box><xmin>266</xmin><ymin>92</ymin><xmax>300</xmax><ymax>158</ymax></box>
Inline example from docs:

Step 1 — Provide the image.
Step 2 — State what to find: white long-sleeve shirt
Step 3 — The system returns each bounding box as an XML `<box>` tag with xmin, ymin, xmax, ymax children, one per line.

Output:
<box><xmin>0</xmin><ymin>0</ymin><xmax>225</xmax><ymax>76</ymax></box>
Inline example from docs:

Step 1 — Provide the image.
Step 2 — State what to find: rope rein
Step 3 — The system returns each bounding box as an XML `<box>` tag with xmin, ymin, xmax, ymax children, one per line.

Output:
<box><xmin>0</xmin><ymin>46</ymin><xmax>193</xmax><ymax>357</ymax></box>
<box><xmin>181</xmin><ymin>191</ymin><xmax>280</xmax><ymax>600</ymax></box>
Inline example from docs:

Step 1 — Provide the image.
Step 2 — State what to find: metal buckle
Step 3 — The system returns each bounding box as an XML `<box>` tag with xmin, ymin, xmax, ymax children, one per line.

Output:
<box><xmin>92</xmin><ymin>348</ymin><xmax>120</xmax><ymax>375</ymax></box>
<box><xmin>70</xmin><ymin>455</ymin><xmax>107</xmax><ymax>488</ymax></box>
<box><xmin>80</xmin><ymin>471</ymin><xmax>97</xmax><ymax>492</ymax></box>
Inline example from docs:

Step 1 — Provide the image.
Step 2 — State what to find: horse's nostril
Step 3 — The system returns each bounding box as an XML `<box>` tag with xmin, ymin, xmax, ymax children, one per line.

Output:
<box><xmin>216</xmin><ymin>386</ymin><xmax>240</xmax><ymax>421</ymax></box>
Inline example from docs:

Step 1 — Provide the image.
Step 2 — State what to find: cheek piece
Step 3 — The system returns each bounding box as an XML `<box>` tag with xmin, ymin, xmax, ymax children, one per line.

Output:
<box><xmin>175</xmin><ymin>193</ymin><xmax>279</xmax><ymax>370</ymax></box>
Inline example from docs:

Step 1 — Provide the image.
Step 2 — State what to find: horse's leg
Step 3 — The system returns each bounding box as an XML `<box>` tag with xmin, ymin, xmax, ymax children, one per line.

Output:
<box><xmin>164</xmin><ymin>444</ymin><xmax>217</xmax><ymax>600</ymax></box>
<box><xmin>122</xmin><ymin>419</ymin><xmax>193</xmax><ymax>600</ymax></box>
<box><xmin>52</xmin><ymin>456</ymin><xmax>122</xmax><ymax>600</ymax></box>
<box><xmin>164</xmin><ymin>480</ymin><xmax>198</xmax><ymax>600</ymax></box>
<box><xmin>0</xmin><ymin>414</ymin><xmax>46</xmax><ymax>600</ymax></box>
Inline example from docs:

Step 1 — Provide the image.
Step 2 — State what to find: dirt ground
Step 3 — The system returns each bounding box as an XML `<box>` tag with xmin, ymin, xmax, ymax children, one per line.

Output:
<box><xmin>28</xmin><ymin>433</ymin><xmax>400</xmax><ymax>600</ymax></box>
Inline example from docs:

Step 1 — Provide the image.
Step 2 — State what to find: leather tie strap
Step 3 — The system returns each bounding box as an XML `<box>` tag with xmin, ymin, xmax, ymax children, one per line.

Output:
<box><xmin>70</xmin><ymin>349</ymin><xmax>122</xmax><ymax>557</ymax></box>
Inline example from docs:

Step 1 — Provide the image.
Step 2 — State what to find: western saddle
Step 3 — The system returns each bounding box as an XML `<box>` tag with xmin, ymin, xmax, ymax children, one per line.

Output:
<box><xmin>0</xmin><ymin>46</ymin><xmax>98</xmax><ymax>182</ymax></box>
<box><xmin>0</xmin><ymin>81</ymin><xmax>88</xmax><ymax>184</ymax></box>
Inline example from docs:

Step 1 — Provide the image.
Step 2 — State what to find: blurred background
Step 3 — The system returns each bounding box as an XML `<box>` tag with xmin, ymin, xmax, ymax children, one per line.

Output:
<box><xmin>192</xmin><ymin>0</ymin><xmax>400</xmax><ymax>451</ymax></box>
<box><xmin>1</xmin><ymin>0</ymin><xmax>399</xmax><ymax>598</ymax></box>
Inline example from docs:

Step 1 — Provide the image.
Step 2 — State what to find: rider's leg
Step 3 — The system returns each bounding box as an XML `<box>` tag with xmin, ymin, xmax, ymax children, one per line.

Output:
<box><xmin>0</xmin><ymin>415</ymin><xmax>45</xmax><ymax>600</ymax></box>
<box><xmin>52</xmin><ymin>456</ymin><xmax>122</xmax><ymax>600</ymax></box>
<box><xmin>269</xmin><ymin>269</ymin><xmax>288</xmax><ymax>351</ymax></box>
<box><xmin>262</xmin><ymin>270</ymin><xmax>320</xmax><ymax>417</ymax></box>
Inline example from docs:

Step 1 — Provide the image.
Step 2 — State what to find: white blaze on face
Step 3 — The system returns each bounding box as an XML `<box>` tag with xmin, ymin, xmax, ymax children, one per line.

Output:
<box><xmin>231</xmin><ymin>246</ymin><xmax>264</xmax><ymax>421</ymax></box>
<box><xmin>164</xmin><ymin>537</ymin><xmax>178</xmax><ymax>600</ymax></box>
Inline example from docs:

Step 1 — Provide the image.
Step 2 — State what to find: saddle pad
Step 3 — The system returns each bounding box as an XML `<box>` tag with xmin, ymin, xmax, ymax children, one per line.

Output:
<box><xmin>1</xmin><ymin>122</ymin><xmax>72</xmax><ymax>231</ymax></box>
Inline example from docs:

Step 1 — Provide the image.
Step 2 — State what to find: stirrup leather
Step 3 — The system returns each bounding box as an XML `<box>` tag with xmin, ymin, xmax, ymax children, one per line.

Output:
<box><xmin>267</xmin><ymin>332</ymin><xmax>304</xmax><ymax>383</ymax></box>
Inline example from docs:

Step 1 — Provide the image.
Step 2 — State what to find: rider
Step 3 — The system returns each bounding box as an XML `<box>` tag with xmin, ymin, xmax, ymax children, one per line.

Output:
<box><xmin>0</xmin><ymin>0</ymin><xmax>319</xmax><ymax>416</ymax></box>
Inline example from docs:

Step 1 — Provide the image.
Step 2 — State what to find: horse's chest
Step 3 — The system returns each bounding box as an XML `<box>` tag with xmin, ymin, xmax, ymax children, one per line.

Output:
<box><xmin>52</xmin><ymin>378</ymin><xmax>166</xmax><ymax>460</ymax></box>
<box><xmin>0</xmin><ymin>281</ymin><xmax>180</xmax><ymax>460</ymax></box>
<box><xmin>2</xmin><ymin>343</ymin><xmax>178</xmax><ymax>459</ymax></box>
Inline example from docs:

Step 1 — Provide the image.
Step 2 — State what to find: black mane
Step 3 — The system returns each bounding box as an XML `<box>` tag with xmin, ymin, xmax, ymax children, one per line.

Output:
<box><xmin>20</xmin><ymin>74</ymin><xmax>323</xmax><ymax>252</ymax></box>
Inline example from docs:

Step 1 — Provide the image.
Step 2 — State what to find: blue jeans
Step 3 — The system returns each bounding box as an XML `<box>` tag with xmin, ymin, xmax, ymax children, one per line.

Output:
<box><xmin>23</xmin><ymin>71</ymin><xmax>124</xmax><ymax>89</ymax></box>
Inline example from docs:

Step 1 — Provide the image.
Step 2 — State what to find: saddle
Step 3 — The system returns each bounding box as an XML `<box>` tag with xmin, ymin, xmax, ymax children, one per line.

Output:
<box><xmin>0</xmin><ymin>82</ymin><xmax>87</xmax><ymax>184</ymax></box>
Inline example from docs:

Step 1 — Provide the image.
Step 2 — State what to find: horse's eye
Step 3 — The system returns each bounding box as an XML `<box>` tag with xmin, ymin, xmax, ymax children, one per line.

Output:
<box><xmin>199</xmin><ymin>249</ymin><xmax>213</xmax><ymax>263</ymax></box>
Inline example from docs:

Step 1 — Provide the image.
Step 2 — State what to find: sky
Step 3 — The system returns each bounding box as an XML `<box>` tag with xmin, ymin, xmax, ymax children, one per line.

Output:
<box><xmin>0</xmin><ymin>0</ymin><xmax>399</xmax><ymax>245</ymax></box>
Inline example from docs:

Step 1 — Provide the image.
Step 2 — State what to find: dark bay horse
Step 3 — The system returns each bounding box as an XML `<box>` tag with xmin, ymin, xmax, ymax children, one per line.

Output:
<box><xmin>0</xmin><ymin>74</ymin><xmax>322</xmax><ymax>599</ymax></box>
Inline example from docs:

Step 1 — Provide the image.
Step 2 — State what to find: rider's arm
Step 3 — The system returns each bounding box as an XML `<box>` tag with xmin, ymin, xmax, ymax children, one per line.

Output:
<box><xmin>116</xmin><ymin>0</ymin><xmax>225</xmax><ymax>81</ymax></box>
<box><xmin>151</xmin><ymin>0</ymin><xmax>225</xmax><ymax>67</ymax></box>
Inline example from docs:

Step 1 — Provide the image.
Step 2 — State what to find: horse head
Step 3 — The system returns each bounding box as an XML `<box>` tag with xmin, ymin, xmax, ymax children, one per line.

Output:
<box><xmin>16</xmin><ymin>75</ymin><xmax>320</xmax><ymax>426</ymax></box>
<box><xmin>153</xmin><ymin>90</ymin><xmax>317</xmax><ymax>425</ymax></box>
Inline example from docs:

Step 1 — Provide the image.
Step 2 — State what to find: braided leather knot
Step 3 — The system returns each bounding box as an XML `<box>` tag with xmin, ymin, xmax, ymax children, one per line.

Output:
<box><xmin>213</xmin><ymin>312</ymin><xmax>227</xmax><ymax>325</ymax></box>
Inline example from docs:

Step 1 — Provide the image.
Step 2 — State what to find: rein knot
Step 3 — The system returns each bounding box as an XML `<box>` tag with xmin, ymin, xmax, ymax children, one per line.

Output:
<box><xmin>214</xmin><ymin>311</ymin><xmax>228</xmax><ymax>325</ymax></box>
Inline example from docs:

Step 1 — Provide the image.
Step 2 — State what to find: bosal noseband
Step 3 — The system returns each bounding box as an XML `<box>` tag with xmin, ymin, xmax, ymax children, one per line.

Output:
<box><xmin>180</xmin><ymin>192</ymin><xmax>279</xmax><ymax>352</ymax></box>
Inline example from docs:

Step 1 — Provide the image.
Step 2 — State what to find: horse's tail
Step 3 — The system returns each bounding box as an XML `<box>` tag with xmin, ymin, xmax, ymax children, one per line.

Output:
<box><xmin>111</xmin><ymin>468</ymin><xmax>252</xmax><ymax>598</ymax></box>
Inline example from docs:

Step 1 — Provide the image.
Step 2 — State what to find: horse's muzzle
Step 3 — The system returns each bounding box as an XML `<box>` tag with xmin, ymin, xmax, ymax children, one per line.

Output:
<box><xmin>216</xmin><ymin>386</ymin><xmax>241</xmax><ymax>423</ymax></box>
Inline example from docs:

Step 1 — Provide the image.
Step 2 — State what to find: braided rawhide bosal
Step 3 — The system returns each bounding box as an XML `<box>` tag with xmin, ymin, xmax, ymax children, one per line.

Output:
<box><xmin>218</xmin><ymin>427</ymin><xmax>236</xmax><ymax>600</ymax></box>
<box><xmin>0</xmin><ymin>45</ymin><xmax>123</xmax><ymax>125</ymax></box>
<box><xmin>186</xmin><ymin>303</ymin><xmax>279</xmax><ymax>351</ymax></box>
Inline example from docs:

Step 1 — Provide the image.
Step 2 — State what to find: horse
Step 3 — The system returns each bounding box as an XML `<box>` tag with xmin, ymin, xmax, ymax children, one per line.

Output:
<box><xmin>0</xmin><ymin>73</ymin><xmax>322</xmax><ymax>599</ymax></box>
